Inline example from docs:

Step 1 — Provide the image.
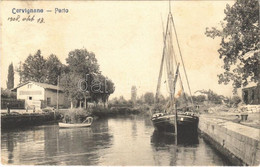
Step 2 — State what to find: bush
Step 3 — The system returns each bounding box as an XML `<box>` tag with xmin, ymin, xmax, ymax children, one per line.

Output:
<box><xmin>91</xmin><ymin>106</ymin><xmax>140</xmax><ymax>117</ymax></box>
<box><xmin>1</xmin><ymin>88</ymin><xmax>16</xmax><ymax>99</ymax></box>
<box><xmin>192</xmin><ymin>95</ymin><xmax>206</xmax><ymax>103</ymax></box>
<box><xmin>231</xmin><ymin>96</ymin><xmax>242</xmax><ymax>107</ymax></box>
<box><xmin>1</xmin><ymin>99</ymin><xmax>25</xmax><ymax>109</ymax></box>
<box><xmin>57</xmin><ymin>108</ymin><xmax>90</xmax><ymax>123</ymax></box>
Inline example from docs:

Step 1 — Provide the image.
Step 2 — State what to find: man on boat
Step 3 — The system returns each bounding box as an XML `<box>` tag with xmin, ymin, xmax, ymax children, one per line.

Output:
<box><xmin>65</xmin><ymin>115</ymin><xmax>71</xmax><ymax>123</ymax></box>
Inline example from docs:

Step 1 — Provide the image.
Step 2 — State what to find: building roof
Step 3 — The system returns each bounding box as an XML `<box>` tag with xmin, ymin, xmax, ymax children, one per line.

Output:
<box><xmin>242</xmin><ymin>85</ymin><xmax>259</xmax><ymax>91</ymax></box>
<box><xmin>241</xmin><ymin>82</ymin><xmax>259</xmax><ymax>90</ymax></box>
<box><xmin>11</xmin><ymin>81</ymin><xmax>63</xmax><ymax>91</ymax></box>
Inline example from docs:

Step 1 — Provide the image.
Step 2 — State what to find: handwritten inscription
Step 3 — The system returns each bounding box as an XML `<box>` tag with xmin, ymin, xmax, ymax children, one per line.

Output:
<box><xmin>8</xmin><ymin>15</ymin><xmax>45</xmax><ymax>23</ymax></box>
<box><xmin>7</xmin><ymin>8</ymin><xmax>69</xmax><ymax>24</ymax></box>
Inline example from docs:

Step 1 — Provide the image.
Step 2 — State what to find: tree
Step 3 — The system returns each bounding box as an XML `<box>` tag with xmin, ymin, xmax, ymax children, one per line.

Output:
<box><xmin>102</xmin><ymin>77</ymin><xmax>115</xmax><ymax>105</ymax></box>
<box><xmin>118</xmin><ymin>96</ymin><xmax>127</xmax><ymax>105</ymax></box>
<box><xmin>18</xmin><ymin>50</ymin><xmax>64</xmax><ymax>85</ymax></box>
<box><xmin>1</xmin><ymin>88</ymin><xmax>16</xmax><ymax>99</ymax></box>
<box><xmin>230</xmin><ymin>95</ymin><xmax>242</xmax><ymax>107</ymax></box>
<box><xmin>89</xmin><ymin>74</ymin><xmax>115</xmax><ymax>106</ymax></box>
<box><xmin>60</xmin><ymin>48</ymin><xmax>114</xmax><ymax>108</ymax></box>
<box><xmin>195</xmin><ymin>89</ymin><xmax>223</xmax><ymax>104</ymax></box>
<box><xmin>66</xmin><ymin>49</ymin><xmax>100</xmax><ymax>75</ymax></box>
<box><xmin>176</xmin><ymin>92</ymin><xmax>190</xmax><ymax>107</ymax></box>
<box><xmin>158</xmin><ymin>94</ymin><xmax>166</xmax><ymax>104</ymax></box>
<box><xmin>109</xmin><ymin>97</ymin><xmax>119</xmax><ymax>105</ymax></box>
<box><xmin>192</xmin><ymin>95</ymin><xmax>206</xmax><ymax>103</ymax></box>
<box><xmin>6</xmin><ymin>63</ymin><xmax>14</xmax><ymax>89</ymax></box>
<box><xmin>144</xmin><ymin>92</ymin><xmax>154</xmax><ymax>105</ymax></box>
<box><xmin>205</xmin><ymin>0</ymin><xmax>259</xmax><ymax>93</ymax></box>
<box><xmin>19</xmin><ymin>50</ymin><xmax>47</xmax><ymax>83</ymax></box>
<box><xmin>46</xmin><ymin>54</ymin><xmax>63</xmax><ymax>85</ymax></box>
<box><xmin>137</xmin><ymin>94</ymin><xmax>145</xmax><ymax>105</ymax></box>
<box><xmin>60</xmin><ymin>72</ymin><xmax>83</xmax><ymax>108</ymax></box>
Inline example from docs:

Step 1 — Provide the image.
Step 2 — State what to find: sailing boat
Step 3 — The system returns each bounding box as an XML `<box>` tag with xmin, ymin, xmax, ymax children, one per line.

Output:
<box><xmin>151</xmin><ymin>2</ymin><xmax>199</xmax><ymax>134</ymax></box>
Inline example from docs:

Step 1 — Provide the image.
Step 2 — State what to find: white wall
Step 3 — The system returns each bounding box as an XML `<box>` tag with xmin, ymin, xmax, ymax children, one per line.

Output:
<box><xmin>17</xmin><ymin>83</ymin><xmax>45</xmax><ymax>101</ymax></box>
<box><xmin>16</xmin><ymin>82</ymin><xmax>68</xmax><ymax>108</ymax></box>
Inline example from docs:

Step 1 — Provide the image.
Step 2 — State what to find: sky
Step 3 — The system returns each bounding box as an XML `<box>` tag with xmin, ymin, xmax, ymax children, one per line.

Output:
<box><xmin>1</xmin><ymin>0</ymin><xmax>235</xmax><ymax>99</ymax></box>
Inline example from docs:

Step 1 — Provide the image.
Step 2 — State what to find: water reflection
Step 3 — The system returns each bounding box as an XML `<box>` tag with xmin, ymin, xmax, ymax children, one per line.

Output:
<box><xmin>1</xmin><ymin>119</ymin><xmax>113</xmax><ymax>165</ymax></box>
<box><xmin>6</xmin><ymin>133</ymin><xmax>15</xmax><ymax>164</ymax></box>
<box><xmin>150</xmin><ymin>131</ymin><xmax>199</xmax><ymax>166</ymax></box>
<box><xmin>150</xmin><ymin>130</ymin><xmax>230</xmax><ymax>166</ymax></box>
<box><xmin>151</xmin><ymin>131</ymin><xmax>199</xmax><ymax>146</ymax></box>
<box><xmin>39</xmin><ymin>119</ymin><xmax>113</xmax><ymax>165</ymax></box>
<box><xmin>1</xmin><ymin>117</ymin><xmax>231</xmax><ymax>166</ymax></box>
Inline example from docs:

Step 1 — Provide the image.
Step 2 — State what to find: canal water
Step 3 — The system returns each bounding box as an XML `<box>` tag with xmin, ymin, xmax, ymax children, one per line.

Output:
<box><xmin>1</xmin><ymin>116</ymin><xmax>231</xmax><ymax>165</ymax></box>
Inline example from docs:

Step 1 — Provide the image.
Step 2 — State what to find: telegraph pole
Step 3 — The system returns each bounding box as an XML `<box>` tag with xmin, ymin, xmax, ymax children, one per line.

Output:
<box><xmin>55</xmin><ymin>75</ymin><xmax>60</xmax><ymax>120</ymax></box>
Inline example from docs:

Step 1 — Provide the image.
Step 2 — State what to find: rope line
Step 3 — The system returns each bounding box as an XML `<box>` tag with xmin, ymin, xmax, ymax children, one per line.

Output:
<box><xmin>169</xmin><ymin>13</ymin><xmax>195</xmax><ymax>110</ymax></box>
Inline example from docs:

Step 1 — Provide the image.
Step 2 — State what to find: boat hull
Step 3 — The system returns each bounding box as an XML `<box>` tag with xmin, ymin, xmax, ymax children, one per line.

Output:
<box><xmin>59</xmin><ymin>116</ymin><xmax>93</xmax><ymax>128</ymax></box>
<box><xmin>58</xmin><ymin>122</ymin><xmax>92</xmax><ymax>128</ymax></box>
<box><xmin>151</xmin><ymin>113</ymin><xmax>199</xmax><ymax>134</ymax></box>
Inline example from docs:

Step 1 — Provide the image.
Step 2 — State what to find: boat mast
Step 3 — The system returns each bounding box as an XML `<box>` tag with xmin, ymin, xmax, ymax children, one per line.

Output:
<box><xmin>155</xmin><ymin>29</ymin><xmax>165</xmax><ymax>103</ymax></box>
<box><xmin>168</xmin><ymin>0</ymin><xmax>179</xmax><ymax>145</ymax></box>
<box><xmin>155</xmin><ymin>13</ymin><xmax>171</xmax><ymax>104</ymax></box>
<box><xmin>164</xmin><ymin>0</ymin><xmax>179</xmax><ymax>140</ymax></box>
<box><xmin>165</xmin><ymin>0</ymin><xmax>176</xmax><ymax>110</ymax></box>
<box><xmin>171</xmin><ymin>64</ymin><xmax>180</xmax><ymax>138</ymax></box>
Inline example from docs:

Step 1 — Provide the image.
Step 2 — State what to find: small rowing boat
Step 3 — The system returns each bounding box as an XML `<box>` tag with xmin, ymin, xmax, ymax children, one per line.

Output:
<box><xmin>58</xmin><ymin>116</ymin><xmax>93</xmax><ymax>128</ymax></box>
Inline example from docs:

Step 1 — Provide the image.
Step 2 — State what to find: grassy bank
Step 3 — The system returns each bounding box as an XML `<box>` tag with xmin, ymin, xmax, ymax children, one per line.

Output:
<box><xmin>91</xmin><ymin>106</ymin><xmax>140</xmax><ymax>118</ymax></box>
<box><xmin>56</xmin><ymin>106</ymin><xmax>142</xmax><ymax>120</ymax></box>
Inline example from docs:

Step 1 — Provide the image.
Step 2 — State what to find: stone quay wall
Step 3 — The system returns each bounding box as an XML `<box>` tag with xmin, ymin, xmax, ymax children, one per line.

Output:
<box><xmin>199</xmin><ymin>116</ymin><xmax>260</xmax><ymax>166</ymax></box>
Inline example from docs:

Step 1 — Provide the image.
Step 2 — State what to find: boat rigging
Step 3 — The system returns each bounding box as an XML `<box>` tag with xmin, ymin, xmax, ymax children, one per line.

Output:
<box><xmin>151</xmin><ymin>1</ymin><xmax>199</xmax><ymax>136</ymax></box>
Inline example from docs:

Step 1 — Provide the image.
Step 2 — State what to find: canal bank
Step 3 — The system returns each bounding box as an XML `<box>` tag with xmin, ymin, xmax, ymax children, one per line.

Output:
<box><xmin>1</xmin><ymin>112</ymin><xmax>57</xmax><ymax>129</ymax></box>
<box><xmin>1</xmin><ymin>106</ymin><xmax>141</xmax><ymax>129</ymax></box>
<box><xmin>198</xmin><ymin>115</ymin><xmax>260</xmax><ymax>166</ymax></box>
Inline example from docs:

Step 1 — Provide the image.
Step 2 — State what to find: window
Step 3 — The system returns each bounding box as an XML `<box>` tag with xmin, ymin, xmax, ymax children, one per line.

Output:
<box><xmin>47</xmin><ymin>98</ymin><xmax>51</xmax><ymax>106</ymax></box>
<box><xmin>27</xmin><ymin>84</ymin><xmax>32</xmax><ymax>88</ymax></box>
<box><xmin>243</xmin><ymin>90</ymin><xmax>248</xmax><ymax>104</ymax></box>
<box><xmin>252</xmin><ymin>90</ymin><xmax>255</xmax><ymax>100</ymax></box>
<box><xmin>28</xmin><ymin>96</ymin><xmax>32</xmax><ymax>100</ymax></box>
